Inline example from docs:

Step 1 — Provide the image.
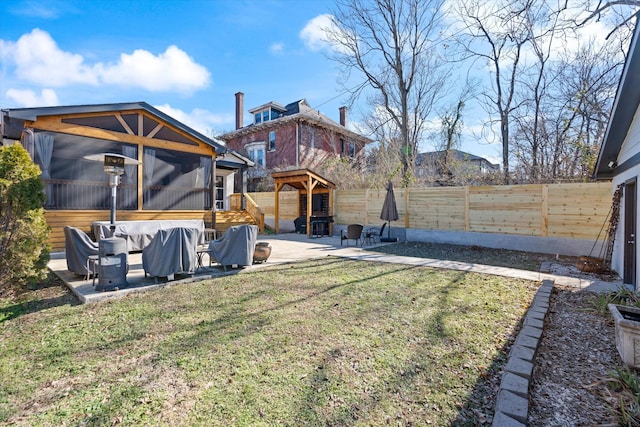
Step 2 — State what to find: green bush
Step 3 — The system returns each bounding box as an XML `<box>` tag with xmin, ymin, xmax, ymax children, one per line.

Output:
<box><xmin>0</xmin><ymin>143</ymin><xmax>50</xmax><ymax>294</ymax></box>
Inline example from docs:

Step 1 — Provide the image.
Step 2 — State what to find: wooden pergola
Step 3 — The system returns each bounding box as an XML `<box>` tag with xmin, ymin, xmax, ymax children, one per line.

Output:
<box><xmin>272</xmin><ymin>169</ymin><xmax>336</xmax><ymax>236</ymax></box>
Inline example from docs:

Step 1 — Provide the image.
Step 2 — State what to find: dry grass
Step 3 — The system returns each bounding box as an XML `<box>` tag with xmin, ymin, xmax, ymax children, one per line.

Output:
<box><xmin>1</xmin><ymin>256</ymin><xmax>539</xmax><ymax>426</ymax></box>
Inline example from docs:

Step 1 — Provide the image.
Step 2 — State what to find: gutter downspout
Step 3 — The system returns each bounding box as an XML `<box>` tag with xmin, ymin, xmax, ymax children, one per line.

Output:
<box><xmin>296</xmin><ymin>121</ymin><xmax>299</xmax><ymax>168</ymax></box>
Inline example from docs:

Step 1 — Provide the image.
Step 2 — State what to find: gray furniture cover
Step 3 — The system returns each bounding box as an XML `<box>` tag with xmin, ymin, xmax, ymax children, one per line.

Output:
<box><xmin>64</xmin><ymin>226</ymin><xmax>99</xmax><ymax>276</ymax></box>
<box><xmin>94</xmin><ymin>219</ymin><xmax>204</xmax><ymax>252</ymax></box>
<box><xmin>208</xmin><ymin>225</ymin><xmax>258</xmax><ymax>267</ymax></box>
<box><xmin>142</xmin><ymin>227</ymin><xmax>198</xmax><ymax>280</ymax></box>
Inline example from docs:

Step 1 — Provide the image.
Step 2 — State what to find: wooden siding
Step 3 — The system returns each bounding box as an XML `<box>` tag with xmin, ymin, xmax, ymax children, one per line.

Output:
<box><xmin>618</xmin><ymin>107</ymin><xmax>640</xmax><ymax>164</ymax></box>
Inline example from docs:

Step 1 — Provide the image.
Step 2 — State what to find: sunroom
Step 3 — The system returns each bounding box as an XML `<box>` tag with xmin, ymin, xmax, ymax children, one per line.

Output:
<box><xmin>1</xmin><ymin>102</ymin><xmax>254</xmax><ymax>250</ymax></box>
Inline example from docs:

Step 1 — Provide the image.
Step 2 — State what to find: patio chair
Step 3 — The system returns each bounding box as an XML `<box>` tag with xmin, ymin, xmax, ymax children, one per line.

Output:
<box><xmin>142</xmin><ymin>227</ymin><xmax>198</xmax><ymax>283</ymax></box>
<box><xmin>294</xmin><ymin>216</ymin><xmax>307</xmax><ymax>234</ymax></box>
<box><xmin>208</xmin><ymin>224</ymin><xmax>258</xmax><ymax>269</ymax></box>
<box><xmin>64</xmin><ymin>226</ymin><xmax>99</xmax><ymax>277</ymax></box>
<box><xmin>341</xmin><ymin>224</ymin><xmax>364</xmax><ymax>247</ymax></box>
<box><xmin>364</xmin><ymin>223</ymin><xmax>386</xmax><ymax>244</ymax></box>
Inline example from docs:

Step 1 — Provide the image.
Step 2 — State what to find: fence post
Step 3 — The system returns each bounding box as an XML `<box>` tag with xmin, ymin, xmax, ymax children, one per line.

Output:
<box><xmin>405</xmin><ymin>187</ymin><xmax>410</xmax><ymax>229</ymax></box>
<box><xmin>365</xmin><ymin>188</ymin><xmax>370</xmax><ymax>225</ymax></box>
<box><xmin>541</xmin><ymin>184</ymin><xmax>548</xmax><ymax>237</ymax></box>
<box><xmin>464</xmin><ymin>186</ymin><xmax>470</xmax><ymax>231</ymax></box>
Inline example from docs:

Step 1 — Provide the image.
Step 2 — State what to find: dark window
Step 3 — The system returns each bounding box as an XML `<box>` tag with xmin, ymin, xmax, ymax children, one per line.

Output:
<box><xmin>269</xmin><ymin>131</ymin><xmax>276</xmax><ymax>151</ymax></box>
<box><xmin>143</xmin><ymin>147</ymin><xmax>212</xmax><ymax>210</ymax></box>
<box><xmin>215</xmin><ymin>175</ymin><xmax>224</xmax><ymax>210</ymax></box>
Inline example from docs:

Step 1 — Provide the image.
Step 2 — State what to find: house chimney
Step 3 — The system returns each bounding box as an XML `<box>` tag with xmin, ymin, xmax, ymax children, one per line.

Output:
<box><xmin>339</xmin><ymin>106</ymin><xmax>347</xmax><ymax>127</ymax></box>
<box><xmin>235</xmin><ymin>92</ymin><xmax>244</xmax><ymax>130</ymax></box>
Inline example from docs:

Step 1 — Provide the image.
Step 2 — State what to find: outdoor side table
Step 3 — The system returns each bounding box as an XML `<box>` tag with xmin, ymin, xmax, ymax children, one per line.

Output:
<box><xmin>87</xmin><ymin>254</ymin><xmax>99</xmax><ymax>285</ymax></box>
<box><xmin>196</xmin><ymin>245</ymin><xmax>214</xmax><ymax>269</ymax></box>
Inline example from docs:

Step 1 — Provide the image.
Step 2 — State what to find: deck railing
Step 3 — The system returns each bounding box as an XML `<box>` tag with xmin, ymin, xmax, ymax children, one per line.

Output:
<box><xmin>43</xmin><ymin>179</ymin><xmax>210</xmax><ymax>211</ymax></box>
<box><xmin>244</xmin><ymin>193</ymin><xmax>265</xmax><ymax>232</ymax></box>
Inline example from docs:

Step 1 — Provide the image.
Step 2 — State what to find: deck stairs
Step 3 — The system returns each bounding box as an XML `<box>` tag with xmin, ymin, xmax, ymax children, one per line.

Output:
<box><xmin>215</xmin><ymin>210</ymin><xmax>258</xmax><ymax>235</ymax></box>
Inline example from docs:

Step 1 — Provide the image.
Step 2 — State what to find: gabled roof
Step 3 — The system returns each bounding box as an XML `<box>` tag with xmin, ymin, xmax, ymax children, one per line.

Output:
<box><xmin>219</xmin><ymin>99</ymin><xmax>372</xmax><ymax>145</ymax></box>
<box><xmin>271</xmin><ymin>168</ymin><xmax>336</xmax><ymax>190</ymax></box>
<box><xmin>1</xmin><ymin>101</ymin><xmax>227</xmax><ymax>154</ymax></box>
<box><xmin>248</xmin><ymin>101</ymin><xmax>287</xmax><ymax>114</ymax></box>
<box><xmin>217</xmin><ymin>142</ymin><xmax>255</xmax><ymax>169</ymax></box>
<box><xmin>594</xmin><ymin>18</ymin><xmax>640</xmax><ymax>179</ymax></box>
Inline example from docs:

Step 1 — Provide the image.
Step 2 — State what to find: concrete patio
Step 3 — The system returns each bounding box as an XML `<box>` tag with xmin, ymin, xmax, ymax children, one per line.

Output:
<box><xmin>48</xmin><ymin>231</ymin><xmax>626</xmax><ymax>304</ymax></box>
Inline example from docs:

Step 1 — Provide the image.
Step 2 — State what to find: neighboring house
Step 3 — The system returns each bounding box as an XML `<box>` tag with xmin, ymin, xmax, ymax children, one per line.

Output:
<box><xmin>594</xmin><ymin>19</ymin><xmax>640</xmax><ymax>289</ymax></box>
<box><xmin>0</xmin><ymin>102</ymin><xmax>254</xmax><ymax>250</ymax></box>
<box><xmin>415</xmin><ymin>149</ymin><xmax>500</xmax><ymax>184</ymax></box>
<box><xmin>218</xmin><ymin>92</ymin><xmax>372</xmax><ymax>191</ymax></box>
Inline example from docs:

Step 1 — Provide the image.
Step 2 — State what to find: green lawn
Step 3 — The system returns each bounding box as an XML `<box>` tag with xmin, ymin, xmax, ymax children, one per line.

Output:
<box><xmin>1</xmin><ymin>257</ymin><xmax>538</xmax><ymax>426</ymax></box>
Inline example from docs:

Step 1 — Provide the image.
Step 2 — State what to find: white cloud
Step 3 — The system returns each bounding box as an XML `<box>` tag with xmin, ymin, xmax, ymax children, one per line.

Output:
<box><xmin>270</xmin><ymin>42</ymin><xmax>284</xmax><ymax>55</ymax></box>
<box><xmin>154</xmin><ymin>104</ymin><xmax>234</xmax><ymax>136</ymax></box>
<box><xmin>13</xmin><ymin>1</ymin><xmax>60</xmax><ymax>19</ymax></box>
<box><xmin>5</xmin><ymin>88</ymin><xmax>59</xmax><ymax>107</ymax></box>
<box><xmin>1</xmin><ymin>29</ymin><xmax>211</xmax><ymax>93</ymax></box>
<box><xmin>300</xmin><ymin>14</ymin><xmax>334</xmax><ymax>51</ymax></box>
<box><xmin>100</xmin><ymin>46</ymin><xmax>211</xmax><ymax>93</ymax></box>
<box><xmin>1</xmin><ymin>29</ymin><xmax>98</xmax><ymax>86</ymax></box>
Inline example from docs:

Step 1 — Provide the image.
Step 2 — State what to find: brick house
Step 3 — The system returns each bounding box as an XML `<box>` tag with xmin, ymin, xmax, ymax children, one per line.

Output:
<box><xmin>218</xmin><ymin>92</ymin><xmax>372</xmax><ymax>190</ymax></box>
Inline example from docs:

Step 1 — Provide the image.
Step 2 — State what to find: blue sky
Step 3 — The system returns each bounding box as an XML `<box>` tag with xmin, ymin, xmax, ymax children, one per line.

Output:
<box><xmin>0</xmin><ymin>0</ymin><xmax>626</xmax><ymax>165</ymax></box>
<box><xmin>0</xmin><ymin>0</ymin><xmax>347</xmax><ymax>137</ymax></box>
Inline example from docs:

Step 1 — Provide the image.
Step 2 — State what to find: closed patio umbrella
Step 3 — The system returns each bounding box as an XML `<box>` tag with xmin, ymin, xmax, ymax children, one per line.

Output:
<box><xmin>380</xmin><ymin>180</ymin><xmax>399</xmax><ymax>242</ymax></box>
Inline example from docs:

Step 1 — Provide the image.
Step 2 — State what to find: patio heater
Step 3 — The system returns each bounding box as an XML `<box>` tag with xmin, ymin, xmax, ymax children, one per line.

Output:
<box><xmin>83</xmin><ymin>153</ymin><xmax>140</xmax><ymax>231</ymax></box>
<box><xmin>83</xmin><ymin>153</ymin><xmax>140</xmax><ymax>291</ymax></box>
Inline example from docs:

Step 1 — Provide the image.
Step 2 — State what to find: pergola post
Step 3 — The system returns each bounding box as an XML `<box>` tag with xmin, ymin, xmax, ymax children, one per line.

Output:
<box><xmin>274</xmin><ymin>182</ymin><xmax>285</xmax><ymax>234</ymax></box>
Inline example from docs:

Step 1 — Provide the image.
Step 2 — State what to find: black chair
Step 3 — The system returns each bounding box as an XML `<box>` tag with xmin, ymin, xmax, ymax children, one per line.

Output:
<box><xmin>294</xmin><ymin>216</ymin><xmax>307</xmax><ymax>234</ymax></box>
<box><xmin>365</xmin><ymin>222</ymin><xmax>386</xmax><ymax>244</ymax></box>
<box><xmin>341</xmin><ymin>224</ymin><xmax>364</xmax><ymax>247</ymax></box>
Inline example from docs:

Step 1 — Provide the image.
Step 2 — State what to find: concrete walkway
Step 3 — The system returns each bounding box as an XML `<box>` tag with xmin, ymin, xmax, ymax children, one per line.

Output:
<box><xmin>49</xmin><ymin>232</ymin><xmax>624</xmax><ymax>304</ymax></box>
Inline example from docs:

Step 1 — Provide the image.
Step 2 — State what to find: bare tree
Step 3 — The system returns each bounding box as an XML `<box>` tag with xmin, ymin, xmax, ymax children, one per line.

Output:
<box><xmin>359</xmin><ymin>105</ymin><xmax>405</xmax><ymax>188</ymax></box>
<box><xmin>508</xmin><ymin>1</ymin><xmax>631</xmax><ymax>183</ymax></box>
<box><xmin>433</xmin><ymin>97</ymin><xmax>465</xmax><ymax>180</ymax></box>
<box><xmin>507</xmin><ymin>0</ymin><xmax>569</xmax><ymax>182</ymax></box>
<box><xmin>578</xmin><ymin>0</ymin><xmax>640</xmax><ymax>32</ymax></box>
<box><xmin>326</xmin><ymin>0</ymin><xmax>450</xmax><ymax>187</ymax></box>
<box><xmin>453</xmin><ymin>0</ymin><xmax>533</xmax><ymax>183</ymax></box>
<box><xmin>440</xmin><ymin>99</ymin><xmax>465</xmax><ymax>153</ymax></box>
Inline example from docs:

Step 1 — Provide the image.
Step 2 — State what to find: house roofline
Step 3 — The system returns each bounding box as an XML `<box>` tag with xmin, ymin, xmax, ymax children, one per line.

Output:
<box><xmin>2</xmin><ymin>102</ymin><xmax>227</xmax><ymax>155</ymax></box>
<box><xmin>594</xmin><ymin>16</ymin><xmax>640</xmax><ymax>179</ymax></box>
<box><xmin>219</xmin><ymin>111</ymin><xmax>372</xmax><ymax>145</ymax></box>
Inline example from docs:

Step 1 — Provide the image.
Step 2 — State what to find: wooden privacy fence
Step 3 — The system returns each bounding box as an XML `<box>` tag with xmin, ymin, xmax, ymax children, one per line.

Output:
<box><xmin>251</xmin><ymin>181</ymin><xmax>614</xmax><ymax>241</ymax></box>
